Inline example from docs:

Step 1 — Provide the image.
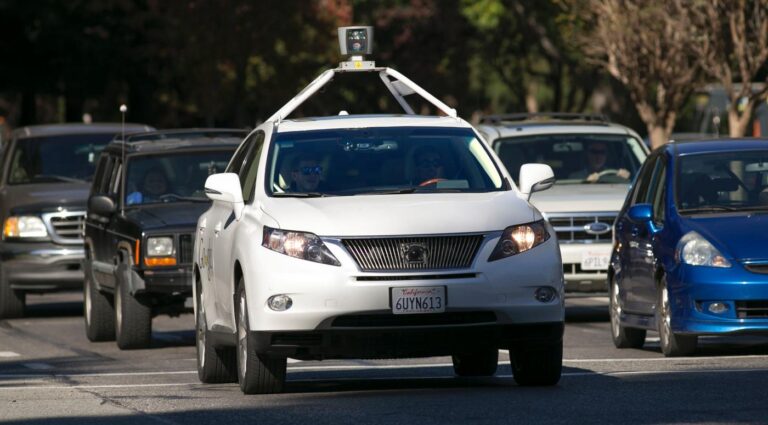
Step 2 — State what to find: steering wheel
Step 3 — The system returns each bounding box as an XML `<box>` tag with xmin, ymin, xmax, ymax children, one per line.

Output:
<box><xmin>418</xmin><ymin>178</ymin><xmax>446</xmax><ymax>187</ymax></box>
<box><xmin>596</xmin><ymin>168</ymin><xmax>620</xmax><ymax>178</ymax></box>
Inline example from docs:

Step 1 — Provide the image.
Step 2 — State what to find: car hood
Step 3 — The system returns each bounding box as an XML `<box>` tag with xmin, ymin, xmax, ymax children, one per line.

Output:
<box><xmin>684</xmin><ymin>213</ymin><xmax>768</xmax><ymax>262</ymax></box>
<box><xmin>125</xmin><ymin>202</ymin><xmax>211</xmax><ymax>231</ymax></box>
<box><xmin>1</xmin><ymin>182</ymin><xmax>90</xmax><ymax>215</ymax></box>
<box><xmin>529</xmin><ymin>183</ymin><xmax>630</xmax><ymax>213</ymax></box>
<box><xmin>260</xmin><ymin>192</ymin><xmax>538</xmax><ymax>237</ymax></box>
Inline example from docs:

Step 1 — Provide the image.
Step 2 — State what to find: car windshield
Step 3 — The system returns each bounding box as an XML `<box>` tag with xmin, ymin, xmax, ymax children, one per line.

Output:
<box><xmin>494</xmin><ymin>134</ymin><xmax>646</xmax><ymax>185</ymax></box>
<box><xmin>266</xmin><ymin>126</ymin><xmax>504</xmax><ymax>196</ymax></box>
<box><xmin>677</xmin><ymin>150</ymin><xmax>768</xmax><ymax>213</ymax></box>
<box><xmin>7</xmin><ymin>134</ymin><xmax>115</xmax><ymax>184</ymax></box>
<box><xmin>125</xmin><ymin>150</ymin><xmax>233</xmax><ymax>205</ymax></box>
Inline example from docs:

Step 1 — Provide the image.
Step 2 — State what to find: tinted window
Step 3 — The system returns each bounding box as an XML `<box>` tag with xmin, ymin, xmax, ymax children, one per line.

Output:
<box><xmin>8</xmin><ymin>134</ymin><xmax>115</xmax><ymax>184</ymax></box>
<box><xmin>239</xmin><ymin>132</ymin><xmax>265</xmax><ymax>202</ymax></box>
<box><xmin>631</xmin><ymin>155</ymin><xmax>659</xmax><ymax>206</ymax></box>
<box><xmin>650</xmin><ymin>158</ymin><xmax>667</xmax><ymax>223</ymax></box>
<box><xmin>494</xmin><ymin>134</ymin><xmax>646</xmax><ymax>185</ymax></box>
<box><xmin>125</xmin><ymin>150</ymin><xmax>234</xmax><ymax>205</ymax></box>
<box><xmin>267</xmin><ymin>127</ymin><xmax>504</xmax><ymax>196</ymax></box>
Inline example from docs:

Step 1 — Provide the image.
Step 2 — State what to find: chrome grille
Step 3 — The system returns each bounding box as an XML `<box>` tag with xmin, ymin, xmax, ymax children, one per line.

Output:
<box><xmin>343</xmin><ymin>235</ymin><xmax>484</xmax><ymax>272</ymax></box>
<box><xmin>44</xmin><ymin>212</ymin><xmax>86</xmax><ymax>244</ymax></box>
<box><xmin>178</xmin><ymin>234</ymin><xmax>194</xmax><ymax>264</ymax></box>
<box><xmin>546</xmin><ymin>212</ymin><xmax>617</xmax><ymax>243</ymax></box>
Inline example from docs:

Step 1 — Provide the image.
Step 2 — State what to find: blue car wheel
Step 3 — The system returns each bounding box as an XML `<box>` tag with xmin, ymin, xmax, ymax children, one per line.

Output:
<box><xmin>657</xmin><ymin>276</ymin><xmax>697</xmax><ymax>357</ymax></box>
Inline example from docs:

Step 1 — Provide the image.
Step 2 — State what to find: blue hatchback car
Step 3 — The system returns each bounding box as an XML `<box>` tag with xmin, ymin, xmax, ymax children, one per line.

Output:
<box><xmin>610</xmin><ymin>139</ymin><xmax>768</xmax><ymax>356</ymax></box>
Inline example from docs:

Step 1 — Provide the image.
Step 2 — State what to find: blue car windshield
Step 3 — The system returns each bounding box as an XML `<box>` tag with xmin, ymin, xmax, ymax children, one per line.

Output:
<box><xmin>266</xmin><ymin>127</ymin><xmax>504</xmax><ymax>196</ymax></box>
<box><xmin>677</xmin><ymin>151</ymin><xmax>768</xmax><ymax>213</ymax></box>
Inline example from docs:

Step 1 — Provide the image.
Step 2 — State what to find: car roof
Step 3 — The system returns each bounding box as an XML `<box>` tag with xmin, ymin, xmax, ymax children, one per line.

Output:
<box><xmin>12</xmin><ymin>123</ymin><xmax>155</xmax><ymax>139</ymax></box>
<box><xmin>475</xmin><ymin>113</ymin><xmax>640</xmax><ymax>141</ymax></box>
<box><xmin>121</xmin><ymin>128</ymin><xmax>248</xmax><ymax>142</ymax></box>
<box><xmin>104</xmin><ymin>130</ymin><xmax>244</xmax><ymax>155</ymax></box>
<box><xmin>274</xmin><ymin>114</ymin><xmax>473</xmax><ymax>133</ymax></box>
<box><xmin>664</xmin><ymin>138</ymin><xmax>768</xmax><ymax>156</ymax></box>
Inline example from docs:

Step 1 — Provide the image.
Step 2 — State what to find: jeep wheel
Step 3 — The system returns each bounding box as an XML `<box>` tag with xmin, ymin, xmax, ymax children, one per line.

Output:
<box><xmin>510</xmin><ymin>341</ymin><xmax>563</xmax><ymax>386</ymax></box>
<box><xmin>115</xmin><ymin>276</ymin><xmax>152</xmax><ymax>349</ymax></box>
<box><xmin>236</xmin><ymin>280</ymin><xmax>286</xmax><ymax>394</ymax></box>
<box><xmin>657</xmin><ymin>276</ymin><xmax>697</xmax><ymax>357</ymax></box>
<box><xmin>84</xmin><ymin>271</ymin><xmax>115</xmax><ymax>341</ymax></box>
<box><xmin>196</xmin><ymin>277</ymin><xmax>236</xmax><ymax>383</ymax></box>
<box><xmin>0</xmin><ymin>267</ymin><xmax>24</xmax><ymax>319</ymax></box>
<box><xmin>609</xmin><ymin>276</ymin><xmax>646</xmax><ymax>349</ymax></box>
<box><xmin>452</xmin><ymin>349</ymin><xmax>498</xmax><ymax>377</ymax></box>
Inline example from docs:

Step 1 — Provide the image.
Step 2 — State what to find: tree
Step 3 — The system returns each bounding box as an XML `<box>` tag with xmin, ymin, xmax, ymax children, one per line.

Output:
<box><xmin>585</xmin><ymin>0</ymin><xmax>702</xmax><ymax>148</ymax></box>
<box><xmin>691</xmin><ymin>0</ymin><xmax>768</xmax><ymax>137</ymax></box>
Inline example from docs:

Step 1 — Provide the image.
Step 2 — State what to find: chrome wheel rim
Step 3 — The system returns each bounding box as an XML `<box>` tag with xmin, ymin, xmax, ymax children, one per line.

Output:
<box><xmin>610</xmin><ymin>279</ymin><xmax>621</xmax><ymax>338</ymax></box>
<box><xmin>115</xmin><ymin>286</ymin><xmax>122</xmax><ymax>338</ymax></box>
<box><xmin>237</xmin><ymin>292</ymin><xmax>248</xmax><ymax>379</ymax></box>
<box><xmin>196</xmin><ymin>292</ymin><xmax>206</xmax><ymax>368</ymax></box>
<box><xmin>84</xmin><ymin>279</ymin><xmax>92</xmax><ymax>326</ymax></box>
<box><xmin>660</xmin><ymin>285</ymin><xmax>671</xmax><ymax>348</ymax></box>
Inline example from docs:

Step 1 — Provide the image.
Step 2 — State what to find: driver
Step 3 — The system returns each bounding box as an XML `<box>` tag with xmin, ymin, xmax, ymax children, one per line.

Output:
<box><xmin>569</xmin><ymin>141</ymin><xmax>629</xmax><ymax>183</ymax></box>
<box><xmin>290</xmin><ymin>154</ymin><xmax>323</xmax><ymax>193</ymax></box>
<box><xmin>414</xmin><ymin>146</ymin><xmax>445</xmax><ymax>185</ymax></box>
<box><xmin>126</xmin><ymin>167</ymin><xmax>169</xmax><ymax>205</ymax></box>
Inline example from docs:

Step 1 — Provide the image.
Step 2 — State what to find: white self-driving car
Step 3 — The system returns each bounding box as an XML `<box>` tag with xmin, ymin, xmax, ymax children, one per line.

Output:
<box><xmin>193</xmin><ymin>27</ymin><xmax>564</xmax><ymax>394</ymax></box>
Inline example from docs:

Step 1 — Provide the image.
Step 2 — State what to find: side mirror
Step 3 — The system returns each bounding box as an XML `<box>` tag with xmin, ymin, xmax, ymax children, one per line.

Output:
<box><xmin>518</xmin><ymin>163</ymin><xmax>556</xmax><ymax>200</ymax></box>
<box><xmin>88</xmin><ymin>195</ymin><xmax>116</xmax><ymax>217</ymax></box>
<box><xmin>205</xmin><ymin>173</ymin><xmax>244</xmax><ymax>219</ymax></box>
<box><xmin>628</xmin><ymin>203</ymin><xmax>653</xmax><ymax>223</ymax></box>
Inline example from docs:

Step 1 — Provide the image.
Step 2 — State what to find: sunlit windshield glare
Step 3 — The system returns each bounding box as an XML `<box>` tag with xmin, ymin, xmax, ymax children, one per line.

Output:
<box><xmin>267</xmin><ymin>127</ymin><xmax>504</xmax><ymax>196</ymax></box>
<box><xmin>125</xmin><ymin>151</ymin><xmax>233</xmax><ymax>205</ymax></box>
<box><xmin>494</xmin><ymin>135</ymin><xmax>646</xmax><ymax>185</ymax></box>
<box><xmin>8</xmin><ymin>134</ymin><xmax>115</xmax><ymax>184</ymax></box>
<box><xmin>678</xmin><ymin>151</ymin><xmax>768</xmax><ymax>212</ymax></box>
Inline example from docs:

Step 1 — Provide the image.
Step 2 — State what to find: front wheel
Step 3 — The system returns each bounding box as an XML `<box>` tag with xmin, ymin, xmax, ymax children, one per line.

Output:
<box><xmin>609</xmin><ymin>276</ymin><xmax>646</xmax><ymax>349</ymax></box>
<box><xmin>657</xmin><ymin>277</ymin><xmax>697</xmax><ymax>357</ymax></box>
<box><xmin>452</xmin><ymin>349</ymin><xmax>498</xmax><ymax>377</ymax></box>
<box><xmin>115</xmin><ymin>274</ymin><xmax>152</xmax><ymax>350</ymax></box>
<box><xmin>84</xmin><ymin>270</ymin><xmax>115</xmax><ymax>341</ymax></box>
<box><xmin>0</xmin><ymin>266</ymin><xmax>24</xmax><ymax>319</ymax></box>
<box><xmin>510</xmin><ymin>341</ymin><xmax>562</xmax><ymax>386</ymax></box>
<box><xmin>196</xmin><ymin>276</ymin><xmax>236</xmax><ymax>383</ymax></box>
<box><xmin>236</xmin><ymin>281</ymin><xmax>286</xmax><ymax>394</ymax></box>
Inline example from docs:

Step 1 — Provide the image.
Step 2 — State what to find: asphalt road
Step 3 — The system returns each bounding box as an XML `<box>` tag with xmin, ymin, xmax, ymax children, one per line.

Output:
<box><xmin>1</xmin><ymin>293</ymin><xmax>767</xmax><ymax>424</ymax></box>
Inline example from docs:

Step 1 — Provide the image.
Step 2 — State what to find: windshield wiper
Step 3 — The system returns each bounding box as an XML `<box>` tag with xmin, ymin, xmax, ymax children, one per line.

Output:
<box><xmin>272</xmin><ymin>192</ymin><xmax>330</xmax><ymax>198</ymax></box>
<box><xmin>32</xmin><ymin>174</ymin><xmax>87</xmax><ymax>183</ymax></box>
<box><xmin>679</xmin><ymin>205</ymin><xmax>739</xmax><ymax>213</ymax></box>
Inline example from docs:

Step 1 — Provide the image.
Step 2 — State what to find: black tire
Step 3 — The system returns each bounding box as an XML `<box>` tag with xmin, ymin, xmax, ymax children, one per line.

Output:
<box><xmin>115</xmin><ymin>273</ymin><xmax>152</xmax><ymax>350</ymax></box>
<box><xmin>84</xmin><ymin>269</ymin><xmax>115</xmax><ymax>341</ymax></box>
<box><xmin>0</xmin><ymin>266</ymin><xmax>24</xmax><ymax>319</ymax></box>
<box><xmin>609</xmin><ymin>275</ymin><xmax>646</xmax><ymax>349</ymax></box>
<box><xmin>657</xmin><ymin>276</ymin><xmax>697</xmax><ymax>357</ymax></box>
<box><xmin>196</xmin><ymin>274</ymin><xmax>237</xmax><ymax>383</ymax></box>
<box><xmin>236</xmin><ymin>280</ymin><xmax>286</xmax><ymax>394</ymax></box>
<box><xmin>511</xmin><ymin>341</ymin><xmax>563</xmax><ymax>386</ymax></box>
<box><xmin>452</xmin><ymin>349</ymin><xmax>499</xmax><ymax>377</ymax></box>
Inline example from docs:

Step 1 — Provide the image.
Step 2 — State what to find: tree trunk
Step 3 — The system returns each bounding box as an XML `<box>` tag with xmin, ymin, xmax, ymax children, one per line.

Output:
<box><xmin>648</xmin><ymin>125</ymin><xmax>671</xmax><ymax>150</ymax></box>
<box><xmin>727</xmin><ymin>101</ymin><xmax>755</xmax><ymax>137</ymax></box>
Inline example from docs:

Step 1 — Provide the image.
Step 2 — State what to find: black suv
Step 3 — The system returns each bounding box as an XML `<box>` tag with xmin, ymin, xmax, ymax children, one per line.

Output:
<box><xmin>0</xmin><ymin>123</ymin><xmax>153</xmax><ymax>318</ymax></box>
<box><xmin>83</xmin><ymin>129</ymin><xmax>244</xmax><ymax>349</ymax></box>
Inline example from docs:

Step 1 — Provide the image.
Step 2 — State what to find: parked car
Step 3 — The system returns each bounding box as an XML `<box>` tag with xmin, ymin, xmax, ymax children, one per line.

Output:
<box><xmin>0</xmin><ymin>123</ymin><xmax>154</xmax><ymax>318</ymax></box>
<box><xmin>194</xmin><ymin>68</ymin><xmax>564</xmax><ymax>394</ymax></box>
<box><xmin>610</xmin><ymin>138</ymin><xmax>768</xmax><ymax>356</ymax></box>
<box><xmin>476</xmin><ymin>113</ymin><xmax>649</xmax><ymax>293</ymax></box>
<box><xmin>83</xmin><ymin>129</ymin><xmax>244</xmax><ymax>349</ymax></box>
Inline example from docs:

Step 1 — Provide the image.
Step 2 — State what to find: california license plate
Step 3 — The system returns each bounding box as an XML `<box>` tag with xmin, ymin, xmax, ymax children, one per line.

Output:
<box><xmin>581</xmin><ymin>251</ymin><xmax>611</xmax><ymax>271</ymax></box>
<box><xmin>391</xmin><ymin>286</ymin><xmax>446</xmax><ymax>315</ymax></box>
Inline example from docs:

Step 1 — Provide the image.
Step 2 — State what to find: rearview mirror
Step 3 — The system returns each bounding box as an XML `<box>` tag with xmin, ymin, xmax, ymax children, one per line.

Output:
<box><xmin>518</xmin><ymin>163</ymin><xmax>556</xmax><ymax>200</ymax></box>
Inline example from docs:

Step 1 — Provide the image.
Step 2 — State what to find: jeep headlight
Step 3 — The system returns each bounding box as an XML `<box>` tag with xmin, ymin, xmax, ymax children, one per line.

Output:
<box><xmin>262</xmin><ymin>226</ymin><xmax>340</xmax><ymax>266</ymax></box>
<box><xmin>489</xmin><ymin>220</ymin><xmax>550</xmax><ymax>261</ymax></box>
<box><xmin>3</xmin><ymin>216</ymin><xmax>48</xmax><ymax>239</ymax></box>
<box><xmin>676</xmin><ymin>231</ymin><xmax>731</xmax><ymax>268</ymax></box>
<box><xmin>147</xmin><ymin>236</ymin><xmax>174</xmax><ymax>257</ymax></box>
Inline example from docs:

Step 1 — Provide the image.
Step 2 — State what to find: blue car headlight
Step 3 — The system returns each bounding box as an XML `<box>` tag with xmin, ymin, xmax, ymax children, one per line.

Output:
<box><xmin>676</xmin><ymin>231</ymin><xmax>731</xmax><ymax>268</ymax></box>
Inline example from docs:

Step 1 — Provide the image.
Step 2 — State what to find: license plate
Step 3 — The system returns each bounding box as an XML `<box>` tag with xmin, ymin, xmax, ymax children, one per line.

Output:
<box><xmin>391</xmin><ymin>286</ymin><xmax>446</xmax><ymax>315</ymax></box>
<box><xmin>581</xmin><ymin>251</ymin><xmax>610</xmax><ymax>271</ymax></box>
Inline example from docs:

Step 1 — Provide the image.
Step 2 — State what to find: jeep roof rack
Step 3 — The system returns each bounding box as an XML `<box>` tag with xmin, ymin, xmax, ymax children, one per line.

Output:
<box><xmin>480</xmin><ymin>113</ymin><xmax>610</xmax><ymax>125</ymax></box>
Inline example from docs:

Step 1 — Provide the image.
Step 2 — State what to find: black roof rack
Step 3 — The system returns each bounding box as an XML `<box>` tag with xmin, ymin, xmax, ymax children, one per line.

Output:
<box><xmin>481</xmin><ymin>113</ymin><xmax>610</xmax><ymax>125</ymax></box>
<box><xmin>114</xmin><ymin>128</ymin><xmax>249</xmax><ymax>143</ymax></box>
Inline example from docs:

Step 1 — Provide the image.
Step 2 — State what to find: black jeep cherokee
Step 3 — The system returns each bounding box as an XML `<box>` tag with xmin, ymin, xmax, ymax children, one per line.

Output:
<box><xmin>83</xmin><ymin>129</ymin><xmax>243</xmax><ymax>349</ymax></box>
<box><xmin>0</xmin><ymin>123</ymin><xmax>153</xmax><ymax>318</ymax></box>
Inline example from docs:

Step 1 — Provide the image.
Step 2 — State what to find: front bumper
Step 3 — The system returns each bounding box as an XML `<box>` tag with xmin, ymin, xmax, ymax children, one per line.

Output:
<box><xmin>0</xmin><ymin>241</ymin><xmax>84</xmax><ymax>292</ymax></box>
<box><xmin>669</xmin><ymin>264</ymin><xmax>768</xmax><ymax>335</ymax></box>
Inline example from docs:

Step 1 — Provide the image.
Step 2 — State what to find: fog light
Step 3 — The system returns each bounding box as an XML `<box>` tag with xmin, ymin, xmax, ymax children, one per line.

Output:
<box><xmin>535</xmin><ymin>287</ymin><xmax>557</xmax><ymax>303</ymax></box>
<box><xmin>708</xmin><ymin>302</ymin><xmax>728</xmax><ymax>314</ymax></box>
<box><xmin>268</xmin><ymin>294</ymin><xmax>293</xmax><ymax>311</ymax></box>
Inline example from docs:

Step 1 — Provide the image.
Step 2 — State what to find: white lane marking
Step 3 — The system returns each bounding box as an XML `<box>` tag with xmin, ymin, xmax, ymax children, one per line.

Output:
<box><xmin>0</xmin><ymin>351</ymin><xmax>20</xmax><ymax>358</ymax></box>
<box><xmin>561</xmin><ymin>367</ymin><xmax>768</xmax><ymax>378</ymax></box>
<box><xmin>563</xmin><ymin>354</ymin><xmax>768</xmax><ymax>363</ymax></box>
<box><xmin>0</xmin><ymin>382</ymin><xmax>199</xmax><ymax>391</ymax></box>
<box><xmin>22</xmin><ymin>363</ymin><xmax>53</xmax><ymax>370</ymax></box>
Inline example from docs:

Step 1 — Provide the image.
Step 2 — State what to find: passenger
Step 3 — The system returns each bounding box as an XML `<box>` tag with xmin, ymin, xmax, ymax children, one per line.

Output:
<box><xmin>127</xmin><ymin>167</ymin><xmax>169</xmax><ymax>205</ymax></box>
<box><xmin>413</xmin><ymin>146</ymin><xmax>445</xmax><ymax>185</ymax></box>
<box><xmin>290</xmin><ymin>154</ymin><xmax>323</xmax><ymax>193</ymax></box>
<box><xmin>569</xmin><ymin>141</ymin><xmax>630</xmax><ymax>182</ymax></box>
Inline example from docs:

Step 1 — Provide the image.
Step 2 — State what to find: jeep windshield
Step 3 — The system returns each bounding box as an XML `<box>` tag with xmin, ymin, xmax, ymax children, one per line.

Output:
<box><xmin>125</xmin><ymin>150</ymin><xmax>233</xmax><ymax>205</ymax></box>
<box><xmin>7</xmin><ymin>134</ymin><xmax>115</xmax><ymax>184</ymax></box>
<box><xmin>494</xmin><ymin>134</ymin><xmax>646</xmax><ymax>185</ymax></box>
<box><xmin>267</xmin><ymin>126</ymin><xmax>505</xmax><ymax>196</ymax></box>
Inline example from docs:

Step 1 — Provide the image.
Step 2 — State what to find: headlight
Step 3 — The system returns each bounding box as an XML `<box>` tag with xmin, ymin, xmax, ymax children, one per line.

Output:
<box><xmin>147</xmin><ymin>236</ymin><xmax>174</xmax><ymax>257</ymax></box>
<box><xmin>3</xmin><ymin>216</ymin><xmax>48</xmax><ymax>239</ymax></box>
<box><xmin>262</xmin><ymin>226</ymin><xmax>340</xmax><ymax>266</ymax></box>
<box><xmin>489</xmin><ymin>220</ymin><xmax>550</xmax><ymax>261</ymax></box>
<box><xmin>676</xmin><ymin>231</ymin><xmax>731</xmax><ymax>268</ymax></box>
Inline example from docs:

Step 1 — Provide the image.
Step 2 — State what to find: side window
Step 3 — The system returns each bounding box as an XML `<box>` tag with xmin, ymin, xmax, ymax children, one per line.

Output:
<box><xmin>650</xmin><ymin>158</ymin><xmax>667</xmax><ymax>224</ymax></box>
<box><xmin>108</xmin><ymin>159</ymin><xmax>123</xmax><ymax>200</ymax></box>
<box><xmin>92</xmin><ymin>155</ymin><xmax>112</xmax><ymax>195</ymax></box>
<box><xmin>239</xmin><ymin>132</ymin><xmax>265</xmax><ymax>203</ymax></box>
<box><xmin>225</xmin><ymin>139</ymin><xmax>254</xmax><ymax>175</ymax></box>
<box><xmin>630</xmin><ymin>155</ymin><xmax>659</xmax><ymax>205</ymax></box>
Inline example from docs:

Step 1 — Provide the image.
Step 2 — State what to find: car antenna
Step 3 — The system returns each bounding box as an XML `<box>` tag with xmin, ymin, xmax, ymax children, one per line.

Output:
<box><xmin>120</xmin><ymin>104</ymin><xmax>127</xmax><ymax>216</ymax></box>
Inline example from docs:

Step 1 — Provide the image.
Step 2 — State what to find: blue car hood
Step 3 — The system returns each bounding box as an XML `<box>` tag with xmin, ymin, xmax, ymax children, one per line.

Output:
<box><xmin>685</xmin><ymin>213</ymin><xmax>768</xmax><ymax>262</ymax></box>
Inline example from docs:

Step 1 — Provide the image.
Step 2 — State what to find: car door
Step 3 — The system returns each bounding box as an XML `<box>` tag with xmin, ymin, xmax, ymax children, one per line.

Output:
<box><xmin>635</xmin><ymin>154</ymin><xmax>669</xmax><ymax>313</ymax></box>
<box><xmin>617</xmin><ymin>154</ymin><xmax>658</xmax><ymax>314</ymax></box>
<box><xmin>86</xmin><ymin>154</ymin><xmax>115</xmax><ymax>287</ymax></box>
